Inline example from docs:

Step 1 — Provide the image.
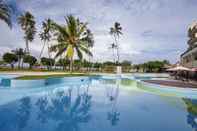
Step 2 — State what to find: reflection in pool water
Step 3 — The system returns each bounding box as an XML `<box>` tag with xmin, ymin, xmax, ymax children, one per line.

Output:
<box><xmin>0</xmin><ymin>77</ymin><xmax>196</xmax><ymax>131</ymax></box>
<box><xmin>183</xmin><ymin>99</ymin><xmax>197</xmax><ymax>131</ymax></box>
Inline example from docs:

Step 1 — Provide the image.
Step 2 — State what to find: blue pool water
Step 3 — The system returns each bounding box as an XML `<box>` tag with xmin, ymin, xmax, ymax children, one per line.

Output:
<box><xmin>0</xmin><ymin>76</ymin><xmax>196</xmax><ymax>131</ymax></box>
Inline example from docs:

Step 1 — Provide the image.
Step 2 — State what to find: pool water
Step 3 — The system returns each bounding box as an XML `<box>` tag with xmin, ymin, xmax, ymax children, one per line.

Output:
<box><xmin>0</xmin><ymin>76</ymin><xmax>196</xmax><ymax>131</ymax></box>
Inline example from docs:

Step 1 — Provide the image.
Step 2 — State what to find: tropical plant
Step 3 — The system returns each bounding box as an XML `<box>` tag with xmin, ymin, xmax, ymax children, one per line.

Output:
<box><xmin>39</xmin><ymin>19</ymin><xmax>53</xmax><ymax>59</ymax></box>
<box><xmin>18</xmin><ymin>11</ymin><xmax>36</xmax><ymax>54</ymax></box>
<box><xmin>3</xmin><ymin>52</ymin><xmax>18</xmax><ymax>69</ymax></box>
<box><xmin>41</xmin><ymin>57</ymin><xmax>55</xmax><ymax>70</ymax></box>
<box><xmin>109</xmin><ymin>43</ymin><xmax>117</xmax><ymax>63</ymax></box>
<box><xmin>110</xmin><ymin>22</ymin><xmax>122</xmax><ymax>64</ymax></box>
<box><xmin>56</xmin><ymin>58</ymin><xmax>70</xmax><ymax>70</ymax></box>
<box><xmin>23</xmin><ymin>55</ymin><xmax>37</xmax><ymax>69</ymax></box>
<box><xmin>12</xmin><ymin>48</ymin><xmax>25</xmax><ymax>69</ymax></box>
<box><xmin>50</xmin><ymin>15</ymin><xmax>93</xmax><ymax>72</ymax></box>
<box><xmin>0</xmin><ymin>0</ymin><xmax>12</xmax><ymax>27</ymax></box>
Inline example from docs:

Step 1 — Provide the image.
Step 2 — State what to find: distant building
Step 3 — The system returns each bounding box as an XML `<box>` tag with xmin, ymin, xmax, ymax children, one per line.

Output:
<box><xmin>181</xmin><ymin>21</ymin><xmax>197</xmax><ymax>68</ymax></box>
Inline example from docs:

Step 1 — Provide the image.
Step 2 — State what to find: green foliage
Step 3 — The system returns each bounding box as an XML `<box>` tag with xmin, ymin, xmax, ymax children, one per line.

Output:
<box><xmin>3</xmin><ymin>52</ymin><xmax>18</xmax><ymax>69</ymax></box>
<box><xmin>23</xmin><ymin>55</ymin><xmax>37</xmax><ymax>69</ymax></box>
<box><xmin>39</xmin><ymin>19</ymin><xmax>53</xmax><ymax>58</ymax></box>
<box><xmin>41</xmin><ymin>57</ymin><xmax>55</xmax><ymax>70</ymax></box>
<box><xmin>50</xmin><ymin>15</ymin><xmax>93</xmax><ymax>72</ymax></box>
<box><xmin>12</xmin><ymin>48</ymin><xmax>25</xmax><ymax>68</ymax></box>
<box><xmin>0</xmin><ymin>0</ymin><xmax>12</xmax><ymax>27</ymax></box>
<box><xmin>183</xmin><ymin>99</ymin><xmax>197</xmax><ymax>116</ymax></box>
<box><xmin>133</xmin><ymin>60</ymin><xmax>170</xmax><ymax>73</ymax></box>
<box><xmin>121</xmin><ymin>60</ymin><xmax>131</xmax><ymax>66</ymax></box>
<box><xmin>103</xmin><ymin>61</ymin><xmax>116</xmax><ymax>66</ymax></box>
<box><xmin>18</xmin><ymin>11</ymin><xmax>36</xmax><ymax>53</ymax></box>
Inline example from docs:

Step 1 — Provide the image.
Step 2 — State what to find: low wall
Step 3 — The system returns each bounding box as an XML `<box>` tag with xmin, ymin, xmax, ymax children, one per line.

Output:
<box><xmin>11</xmin><ymin>79</ymin><xmax>46</xmax><ymax>88</ymax></box>
<box><xmin>9</xmin><ymin>76</ymin><xmax>91</xmax><ymax>88</ymax></box>
<box><xmin>137</xmin><ymin>81</ymin><xmax>197</xmax><ymax>99</ymax></box>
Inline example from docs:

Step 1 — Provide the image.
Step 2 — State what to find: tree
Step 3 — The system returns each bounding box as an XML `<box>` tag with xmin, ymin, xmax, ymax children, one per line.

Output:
<box><xmin>0</xmin><ymin>0</ymin><xmax>12</xmax><ymax>27</ymax></box>
<box><xmin>121</xmin><ymin>60</ymin><xmax>131</xmax><ymax>66</ymax></box>
<box><xmin>110</xmin><ymin>22</ymin><xmax>122</xmax><ymax>65</ymax></box>
<box><xmin>39</xmin><ymin>19</ymin><xmax>53</xmax><ymax>60</ymax></box>
<box><xmin>41</xmin><ymin>57</ymin><xmax>55</xmax><ymax>70</ymax></box>
<box><xmin>18</xmin><ymin>11</ymin><xmax>36</xmax><ymax>54</ymax></box>
<box><xmin>12</xmin><ymin>48</ymin><xmax>25</xmax><ymax>69</ymax></box>
<box><xmin>23</xmin><ymin>55</ymin><xmax>37</xmax><ymax>69</ymax></box>
<box><xmin>56</xmin><ymin>58</ymin><xmax>70</xmax><ymax>70</ymax></box>
<box><xmin>50</xmin><ymin>15</ymin><xmax>93</xmax><ymax>72</ymax></box>
<box><xmin>109</xmin><ymin>43</ymin><xmax>117</xmax><ymax>63</ymax></box>
<box><xmin>3</xmin><ymin>53</ymin><xmax>18</xmax><ymax>69</ymax></box>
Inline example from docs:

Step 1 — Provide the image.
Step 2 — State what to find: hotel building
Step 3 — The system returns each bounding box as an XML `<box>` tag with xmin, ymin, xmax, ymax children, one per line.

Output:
<box><xmin>181</xmin><ymin>21</ymin><xmax>197</xmax><ymax>68</ymax></box>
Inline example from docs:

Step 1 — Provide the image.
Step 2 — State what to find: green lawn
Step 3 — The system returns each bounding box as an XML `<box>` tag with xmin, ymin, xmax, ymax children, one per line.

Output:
<box><xmin>15</xmin><ymin>73</ymin><xmax>98</xmax><ymax>80</ymax></box>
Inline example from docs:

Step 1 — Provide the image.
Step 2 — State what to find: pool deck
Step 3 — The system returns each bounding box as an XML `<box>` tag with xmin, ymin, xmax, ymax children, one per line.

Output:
<box><xmin>143</xmin><ymin>80</ymin><xmax>197</xmax><ymax>88</ymax></box>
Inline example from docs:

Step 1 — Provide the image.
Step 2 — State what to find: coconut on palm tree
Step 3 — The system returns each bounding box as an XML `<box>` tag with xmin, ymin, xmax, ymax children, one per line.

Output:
<box><xmin>18</xmin><ymin>11</ymin><xmax>36</xmax><ymax>54</ymax></box>
<box><xmin>110</xmin><ymin>22</ymin><xmax>122</xmax><ymax>65</ymax></box>
<box><xmin>0</xmin><ymin>0</ymin><xmax>12</xmax><ymax>28</ymax></box>
<box><xmin>50</xmin><ymin>15</ymin><xmax>93</xmax><ymax>73</ymax></box>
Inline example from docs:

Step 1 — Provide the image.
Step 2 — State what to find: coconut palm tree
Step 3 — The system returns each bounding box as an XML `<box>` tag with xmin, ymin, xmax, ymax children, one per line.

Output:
<box><xmin>83</xmin><ymin>29</ymin><xmax>94</xmax><ymax>71</ymax></box>
<box><xmin>50</xmin><ymin>15</ymin><xmax>93</xmax><ymax>72</ymax></box>
<box><xmin>109</xmin><ymin>43</ymin><xmax>117</xmax><ymax>63</ymax></box>
<box><xmin>0</xmin><ymin>0</ymin><xmax>12</xmax><ymax>28</ymax></box>
<box><xmin>18</xmin><ymin>11</ymin><xmax>36</xmax><ymax>54</ymax></box>
<box><xmin>110</xmin><ymin>22</ymin><xmax>122</xmax><ymax>64</ymax></box>
<box><xmin>39</xmin><ymin>18</ymin><xmax>53</xmax><ymax>59</ymax></box>
<box><xmin>39</xmin><ymin>18</ymin><xmax>53</xmax><ymax>68</ymax></box>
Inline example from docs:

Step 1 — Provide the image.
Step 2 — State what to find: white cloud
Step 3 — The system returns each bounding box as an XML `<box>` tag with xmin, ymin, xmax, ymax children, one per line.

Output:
<box><xmin>0</xmin><ymin>0</ymin><xmax>197</xmax><ymax>63</ymax></box>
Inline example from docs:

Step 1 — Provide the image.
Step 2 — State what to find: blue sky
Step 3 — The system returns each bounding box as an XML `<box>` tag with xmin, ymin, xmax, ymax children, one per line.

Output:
<box><xmin>0</xmin><ymin>0</ymin><xmax>197</xmax><ymax>64</ymax></box>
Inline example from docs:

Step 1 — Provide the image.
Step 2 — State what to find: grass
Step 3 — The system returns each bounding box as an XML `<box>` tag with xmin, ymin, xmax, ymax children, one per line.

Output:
<box><xmin>15</xmin><ymin>73</ymin><xmax>98</xmax><ymax>80</ymax></box>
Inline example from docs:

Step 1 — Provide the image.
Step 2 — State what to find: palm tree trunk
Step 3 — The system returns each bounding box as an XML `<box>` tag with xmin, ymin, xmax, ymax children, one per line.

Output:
<box><xmin>39</xmin><ymin>41</ymin><xmax>46</xmax><ymax>60</ymax></box>
<box><xmin>70</xmin><ymin>56</ymin><xmax>73</xmax><ymax>73</ymax></box>
<box><xmin>47</xmin><ymin>42</ymin><xmax>53</xmax><ymax>70</ymax></box>
<box><xmin>114</xmin><ymin>35</ymin><xmax>120</xmax><ymax>65</ymax></box>
<box><xmin>18</xmin><ymin>57</ymin><xmax>20</xmax><ymax>69</ymax></box>
<box><xmin>25</xmin><ymin>39</ymin><xmax>30</xmax><ymax>54</ymax></box>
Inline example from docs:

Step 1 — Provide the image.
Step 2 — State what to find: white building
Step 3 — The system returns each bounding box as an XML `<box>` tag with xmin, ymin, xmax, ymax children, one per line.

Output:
<box><xmin>181</xmin><ymin>21</ymin><xmax>197</xmax><ymax>68</ymax></box>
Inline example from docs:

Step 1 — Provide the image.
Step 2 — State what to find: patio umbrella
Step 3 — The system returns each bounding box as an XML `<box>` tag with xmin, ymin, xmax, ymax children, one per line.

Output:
<box><xmin>166</xmin><ymin>65</ymin><xmax>192</xmax><ymax>71</ymax></box>
<box><xmin>191</xmin><ymin>68</ymin><xmax>197</xmax><ymax>72</ymax></box>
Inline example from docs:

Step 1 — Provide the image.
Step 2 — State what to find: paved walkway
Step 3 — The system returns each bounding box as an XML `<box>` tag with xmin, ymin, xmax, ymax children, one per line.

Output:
<box><xmin>143</xmin><ymin>80</ymin><xmax>197</xmax><ymax>88</ymax></box>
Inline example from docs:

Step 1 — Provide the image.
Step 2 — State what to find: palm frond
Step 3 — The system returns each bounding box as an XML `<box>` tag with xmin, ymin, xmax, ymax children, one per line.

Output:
<box><xmin>79</xmin><ymin>43</ymin><xmax>92</xmax><ymax>57</ymax></box>
<box><xmin>75</xmin><ymin>46</ymin><xmax>83</xmax><ymax>60</ymax></box>
<box><xmin>0</xmin><ymin>0</ymin><xmax>12</xmax><ymax>27</ymax></box>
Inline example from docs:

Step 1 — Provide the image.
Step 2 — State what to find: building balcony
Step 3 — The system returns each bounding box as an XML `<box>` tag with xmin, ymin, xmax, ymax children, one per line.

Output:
<box><xmin>182</xmin><ymin>60</ymin><xmax>197</xmax><ymax>68</ymax></box>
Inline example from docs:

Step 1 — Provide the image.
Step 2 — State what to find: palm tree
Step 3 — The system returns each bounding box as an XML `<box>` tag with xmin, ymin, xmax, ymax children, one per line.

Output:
<box><xmin>18</xmin><ymin>11</ymin><xmax>36</xmax><ymax>54</ymax></box>
<box><xmin>39</xmin><ymin>19</ymin><xmax>53</xmax><ymax>68</ymax></box>
<box><xmin>50</xmin><ymin>15</ymin><xmax>93</xmax><ymax>72</ymax></box>
<box><xmin>110</xmin><ymin>22</ymin><xmax>122</xmax><ymax>64</ymax></box>
<box><xmin>83</xmin><ymin>29</ymin><xmax>94</xmax><ymax>72</ymax></box>
<box><xmin>109</xmin><ymin>43</ymin><xmax>117</xmax><ymax>63</ymax></box>
<box><xmin>0</xmin><ymin>0</ymin><xmax>12</xmax><ymax>28</ymax></box>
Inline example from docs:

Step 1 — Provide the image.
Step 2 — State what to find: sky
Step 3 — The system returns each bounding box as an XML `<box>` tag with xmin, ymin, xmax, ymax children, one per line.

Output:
<box><xmin>0</xmin><ymin>0</ymin><xmax>197</xmax><ymax>64</ymax></box>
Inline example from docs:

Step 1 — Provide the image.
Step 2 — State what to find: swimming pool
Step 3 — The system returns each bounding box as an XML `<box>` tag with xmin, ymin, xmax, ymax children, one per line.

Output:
<box><xmin>0</xmin><ymin>75</ymin><xmax>196</xmax><ymax>131</ymax></box>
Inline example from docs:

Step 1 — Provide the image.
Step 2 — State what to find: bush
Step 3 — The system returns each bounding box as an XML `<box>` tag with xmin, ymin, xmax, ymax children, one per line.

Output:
<box><xmin>23</xmin><ymin>55</ymin><xmax>37</xmax><ymax>69</ymax></box>
<box><xmin>3</xmin><ymin>53</ymin><xmax>18</xmax><ymax>69</ymax></box>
